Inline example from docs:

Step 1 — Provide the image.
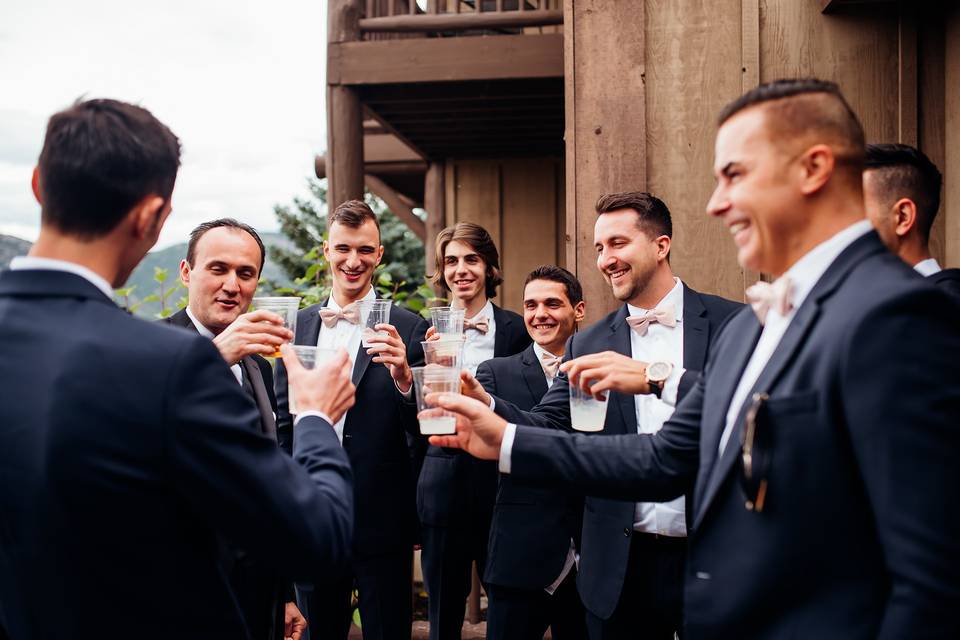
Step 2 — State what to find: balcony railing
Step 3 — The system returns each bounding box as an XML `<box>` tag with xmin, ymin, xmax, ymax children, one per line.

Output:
<box><xmin>360</xmin><ymin>0</ymin><xmax>562</xmax><ymax>37</ymax></box>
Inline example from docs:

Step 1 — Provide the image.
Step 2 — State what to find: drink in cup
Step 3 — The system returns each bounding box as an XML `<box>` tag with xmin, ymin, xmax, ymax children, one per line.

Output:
<box><xmin>428</xmin><ymin>306</ymin><xmax>465</xmax><ymax>339</ymax></box>
<box><xmin>569</xmin><ymin>380</ymin><xmax>609</xmax><ymax>432</ymax></box>
<box><xmin>412</xmin><ymin>364</ymin><xmax>461</xmax><ymax>435</ymax></box>
<box><xmin>251</xmin><ymin>296</ymin><xmax>301</xmax><ymax>358</ymax></box>
<box><xmin>286</xmin><ymin>345</ymin><xmax>337</xmax><ymax>415</ymax></box>
<box><xmin>360</xmin><ymin>299</ymin><xmax>392</xmax><ymax>347</ymax></box>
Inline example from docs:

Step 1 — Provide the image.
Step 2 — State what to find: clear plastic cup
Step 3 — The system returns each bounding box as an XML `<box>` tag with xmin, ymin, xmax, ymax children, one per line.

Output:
<box><xmin>429</xmin><ymin>306</ymin><xmax>465</xmax><ymax>338</ymax></box>
<box><xmin>287</xmin><ymin>345</ymin><xmax>337</xmax><ymax>415</ymax></box>
<box><xmin>360</xmin><ymin>299</ymin><xmax>392</xmax><ymax>347</ymax></box>
<box><xmin>568</xmin><ymin>380</ymin><xmax>609</xmax><ymax>432</ymax></box>
<box><xmin>421</xmin><ymin>337</ymin><xmax>466</xmax><ymax>369</ymax></box>
<box><xmin>251</xmin><ymin>296</ymin><xmax>301</xmax><ymax>357</ymax></box>
<box><xmin>412</xmin><ymin>364</ymin><xmax>461</xmax><ymax>435</ymax></box>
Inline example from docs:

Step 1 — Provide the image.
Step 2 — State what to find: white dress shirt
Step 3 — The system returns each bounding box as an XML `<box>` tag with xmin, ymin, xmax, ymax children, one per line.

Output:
<box><xmin>532</xmin><ymin>342</ymin><xmax>560</xmax><ymax>387</ymax></box>
<box><xmin>462</xmin><ymin>299</ymin><xmax>496</xmax><ymax>376</ymax></box>
<box><xmin>185</xmin><ymin>306</ymin><xmax>243</xmax><ymax>385</ymax></box>
<box><xmin>317</xmin><ymin>287</ymin><xmax>377</xmax><ymax>443</ymax></box>
<box><xmin>10</xmin><ymin>256</ymin><xmax>114</xmax><ymax>299</ymax></box>
<box><xmin>717</xmin><ymin>219</ymin><xmax>873</xmax><ymax>454</ymax></box>
<box><xmin>914</xmin><ymin>258</ymin><xmax>942</xmax><ymax>277</ymax></box>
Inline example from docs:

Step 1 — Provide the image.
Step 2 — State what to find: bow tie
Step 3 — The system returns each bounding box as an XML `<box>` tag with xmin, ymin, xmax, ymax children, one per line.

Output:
<box><xmin>539</xmin><ymin>351</ymin><xmax>562</xmax><ymax>379</ymax></box>
<box><xmin>746</xmin><ymin>277</ymin><xmax>794</xmax><ymax>325</ymax></box>
<box><xmin>319</xmin><ymin>302</ymin><xmax>361</xmax><ymax>328</ymax></box>
<box><xmin>464</xmin><ymin>315</ymin><xmax>489</xmax><ymax>334</ymax></box>
<box><xmin>625</xmin><ymin>305</ymin><xmax>676</xmax><ymax>336</ymax></box>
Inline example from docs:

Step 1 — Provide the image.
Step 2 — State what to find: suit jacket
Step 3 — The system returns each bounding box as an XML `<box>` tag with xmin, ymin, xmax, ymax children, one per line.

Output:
<box><xmin>491</xmin><ymin>284</ymin><xmax>740</xmax><ymax>618</ymax></box>
<box><xmin>417</xmin><ymin>304</ymin><xmax>530</xmax><ymax>529</ymax></box>
<box><xmin>477</xmin><ymin>344</ymin><xmax>583</xmax><ymax>590</ymax></box>
<box><xmin>929</xmin><ymin>267</ymin><xmax>960</xmax><ymax>298</ymax></box>
<box><xmin>0</xmin><ymin>270</ymin><xmax>353</xmax><ymax>639</ymax></box>
<box><xmin>506</xmin><ymin>233</ymin><xmax>960</xmax><ymax>638</ymax></box>
<box><xmin>275</xmin><ymin>299</ymin><xmax>428</xmax><ymax>557</ymax></box>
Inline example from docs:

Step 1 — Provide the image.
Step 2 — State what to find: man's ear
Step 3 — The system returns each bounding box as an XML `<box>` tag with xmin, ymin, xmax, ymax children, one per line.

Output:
<box><xmin>656</xmin><ymin>235</ymin><xmax>672</xmax><ymax>262</ymax></box>
<box><xmin>798</xmin><ymin>144</ymin><xmax>834</xmax><ymax>196</ymax></box>
<box><xmin>31</xmin><ymin>167</ymin><xmax>42</xmax><ymax>204</ymax></box>
<box><xmin>573</xmin><ymin>300</ymin><xmax>586</xmax><ymax>324</ymax></box>
<box><xmin>892</xmin><ymin>198</ymin><xmax>918</xmax><ymax>238</ymax></box>
<box><xmin>131</xmin><ymin>196</ymin><xmax>167</xmax><ymax>240</ymax></box>
<box><xmin>376</xmin><ymin>244</ymin><xmax>385</xmax><ymax>267</ymax></box>
<box><xmin>179</xmin><ymin>258</ymin><xmax>191</xmax><ymax>286</ymax></box>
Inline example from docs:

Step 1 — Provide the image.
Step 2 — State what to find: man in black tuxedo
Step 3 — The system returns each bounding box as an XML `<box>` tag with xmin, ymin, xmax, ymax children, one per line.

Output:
<box><xmin>863</xmin><ymin>143</ymin><xmax>960</xmax><ymax>296</ymax></box>
<box><xmin>476</xmin><ymin>265</ymin><xmax>587</xmax><ymax>640</ymax></box>
<box><xmin>428</xmin><ymin>79</ymin><xmax>960</xmax><ymax>639</ymax></box>
<box><xmin>275</xmin><ymin>199</ymin><xmax>429</xmax><ymax>640</ymax></box>
<box><xmin>165</xmin><ymin>218</ymin><xmax>306</xmax><ymax>639</ymax></box>
<box><xmin>0</xmin><ymin>98</ymin><xmax>357</xmax><ymax>639</ymax></box>
<box><xmin>464</xmin><ymin>193</ymin><xmax>740</xmax><ymax>639</ymax></box>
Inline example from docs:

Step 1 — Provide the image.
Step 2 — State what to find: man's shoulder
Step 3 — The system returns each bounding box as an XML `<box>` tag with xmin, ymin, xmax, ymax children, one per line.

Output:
<box><xmin>683</xmin><ymin>283</ymin><xmax>744</xmax><ymax>319</ymax></box>
<box><xmin>480</xmin><ymin>346</ymin><xmax>531</xmax><ymax>373</ymax></box>
<box><xmin>389</xmin><ymin>303</ymin><xmax>426</xmax><ymax>329</ymax></box>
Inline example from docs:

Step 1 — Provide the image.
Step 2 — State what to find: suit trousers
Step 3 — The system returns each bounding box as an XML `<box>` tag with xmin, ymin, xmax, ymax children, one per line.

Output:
<box><xmin>585</xmin><ymin>533</ymin><xmax>685</xmax><ymax>640</ymax></box>
<box><xmin>486</xmin><ymin>568</ymin><xmax>587</xmax><ymax>640</ymax></box>
<box><xmin>297</xmin><ymin>550</ymin><xmax>413</xmax><ymax>640</ymax></box>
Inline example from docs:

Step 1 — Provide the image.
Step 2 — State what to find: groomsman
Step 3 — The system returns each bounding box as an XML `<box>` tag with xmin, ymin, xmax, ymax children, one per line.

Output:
<box><xmin>863</xmin><ymin>143</ymin><xmax>960</xmax><ymax>296</ymax></box>
<box><xmin>429</xmin><ymin>79</ymin><xmax>960</xmax><ymax>639</ymax></box>
<box><xmin>275</xmin><ymin>199</ymin><xmax>428</xmax><ymax>640</ymax></box>
<box><xmin>476</xmin><ymin>265</ymin><xmax>587</xmax><ymax>640</ymax></box>
<box><xmin>166</xmin><ymin>218</ymin><xmax>305</xmax><ymax>639</ymax></box>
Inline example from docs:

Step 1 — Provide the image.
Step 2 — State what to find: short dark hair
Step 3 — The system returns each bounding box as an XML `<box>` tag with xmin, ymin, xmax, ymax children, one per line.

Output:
<box><xmin>186</xmin><ymin>218</ymin><xmax>266</xmax><ymax>274</ymax></box>
<box><xmin>865</xmin><ymin>143</ymin><xmax>943</xmax><ymax>242</ymax></box>
<box><xmin>329</xmin><ymin>199</ymin><xmax>381</xmax><ymax>236</ymax></box>
<box><xmin>718</xmin><ymin>78</ymin><xmax>866</xmax><ymax>182</ymax></box>
<box><xmin>431</xmin><ymin>222</ymin><xmax>504</xmax><ymax>299</ymax></box>
<box><xmin>524</xmin><ymin>265</ymin><xmax>583</xmax><ymax>306</ymax></box>
<box><xmin>37</xmin><ymin>98</ymin><xmax>181</xmax><ymax>239</ymax></box>
<box><xmin>595</xmin><ymin>191</ymin><xmax>673</xmax><ymax>241</ymax></box>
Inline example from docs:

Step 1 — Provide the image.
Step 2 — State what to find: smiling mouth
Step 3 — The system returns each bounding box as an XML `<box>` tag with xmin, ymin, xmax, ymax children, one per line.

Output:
<box><xmin>531</xmin><ymin>323</ymin><xmax>556</xmax><ymax>330</ymax></box>
<box><xmin>340</xmin><ymin>269</ymin><xmax>365</xmax><ymax>279</ymax></box>
<box><xmin>607</xmin><ymin>267</ymin><xmax>629</xmax><ymax>281</ymax></box>
<box><xmin>729</xmin><ymin>221</ymin><xmax>749</xmax><ymax>235</ymax></box>
<box><xmin>215</xmin><ymin>299</ymin><xmax>238</xmax><ymax>308</ymax></box>
<box><xmin>454</xmin><ymin>279</ymin><xmax>474</xmax><ymax>286</ymax></box>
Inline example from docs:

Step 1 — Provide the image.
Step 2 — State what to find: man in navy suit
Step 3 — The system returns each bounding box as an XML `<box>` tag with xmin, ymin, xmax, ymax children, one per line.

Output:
<box><xmin>464</xmin><ymin>192</ymin><xmax>740</xmax><ymax>639</ymax></box>
<box><xmin>165</xmin><ymin>218</ymin><xmax>306</xmax><ymax>639</ymax></box>
<box><xmin>863</xmin><ymin>143</ymin><xmax>960</xmax><ymax>297</ymax></box>
<box><xmin>428</xmin><ymin>79</ymin><xmax>960</xmax><ymax>639</ymax></box>
<box><xmin>476</xmin><ymin>265</ymin><xmax>587</xmax><ymax>640</ymax></box>
<box><xmin>0</xmin><ymin>98</ymin><xmax>357</xmax><ymax>639</ymax></box>
<box><xmin>275</xmin><ymin>199</ymin><xmax>429</xmax><ymax>640</ymax></box>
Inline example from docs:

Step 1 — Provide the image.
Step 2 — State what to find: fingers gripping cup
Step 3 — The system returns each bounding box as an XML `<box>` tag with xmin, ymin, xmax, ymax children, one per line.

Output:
<box><xmin>429</xmin><ymin>306</ymin><xmax>465</xmax><ymax>339</ymax></box>
<box><xmin>251</xmin><ymin>296</ymin><xmax>301</xmax><ymax>357</ymax></box>
<box><xmin>287</xmin><ymin>345</ymin><xmax>337</xmax><ymax>415</ymax></box>
<box><xmin>412</xmin><ymin>365</ymin><xmax>461</xmax><ymax>435</ymax></box>
<box><xmin>360</xmin><ymin>299</ymin><xmax>392</xmax><ymax>347</ymax></box>
<box><xmin>569</xmin><ymin>380</ymin><xmax>609</xmax><ymax>432</ymax></box>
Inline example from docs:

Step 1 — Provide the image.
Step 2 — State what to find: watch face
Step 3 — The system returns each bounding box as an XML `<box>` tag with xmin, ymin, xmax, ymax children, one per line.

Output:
<box><xmin>648</xmin><ymin>361</ymin><xmax>670</xmax><ymax>381</ymax></box>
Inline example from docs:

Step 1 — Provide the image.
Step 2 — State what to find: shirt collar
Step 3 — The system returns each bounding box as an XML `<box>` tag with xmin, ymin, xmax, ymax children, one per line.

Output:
<box><xmin>325</xmin><ymin>286</ymin><xmax>376</xmax><ymax>311</ymax></box>
<box><xmin>626</xmin><ymin>277</ymin><xmax>684</xmax><ymax>320</ymax></box>
<box><xmin>9</xmin><ymin>256</ymin><xmax>115</xmax><ymax>300</ymax></box>
<box><xmin>184</xmin><ymin>306</ymin><xmax>216</xmax><ymax>339</ymax></box>
<box><xmin>780</xmin><ymin>219</ymin><xmax>873</xmax><ymax>312</ymax></box>
<box><xmin>532</xmin><ymin>341</ymin><xmax>561</xmax><ymax>362</ymax></box>
<box><xmin>914</xmin><ymin>258</ymin><xmax>942</xmax><ymax>277</ymax></box>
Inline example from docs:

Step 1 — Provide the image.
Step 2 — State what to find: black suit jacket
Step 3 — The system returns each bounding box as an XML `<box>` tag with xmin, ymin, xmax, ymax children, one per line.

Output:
<box><xmin>275</xmin><ymin>299</ymin><xmax>428</xmax><ymax>557</ymax></box>
<box><xmin>506</xmin><ymin>232</ymin><xmax>960</xmax><ymax>638</ymax></box>
<box><xmin>929</xmin><ymin>267</ymin><xmax>960</xmax><ymax>298</ymax></box>
<box><xmin>417</xmin><ymin>304</ymin><xmax>530</xmax><ymax>529</ymax></box>
<box><xmin>491</xmin><ymin>284</ymin><xmax>740</xmax><ymax>617</ymax></box>
<box><xmin>477</xmin><ymin>344</ymin><xmax>583</xmax><ymax>590</ymax></box>
<box><xmin>0</xmin><ymin>270</ymin><xmax>353</xmax><ymax>639</ymax></box>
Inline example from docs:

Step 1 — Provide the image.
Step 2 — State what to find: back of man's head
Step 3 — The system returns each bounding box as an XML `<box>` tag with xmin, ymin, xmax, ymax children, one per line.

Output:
<box><xmin>37</xmin><ymin>98</ymin><xmax>181</xmax><ymax>239</ymax></box>
<box><xmin>865</xmin><ymin>143</ymin><xmax>942</xmax><ymax>243</ymax></box>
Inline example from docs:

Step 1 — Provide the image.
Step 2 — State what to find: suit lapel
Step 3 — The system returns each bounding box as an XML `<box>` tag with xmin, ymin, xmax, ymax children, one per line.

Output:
<box><xmin>297</xmin><ymin>302</ymin><xmax>322</xmax><ymax>346</ymax></box>
<box><xmin>519</xmin><ymin>345</ymin><xmax>549</xmax><ymax>405</ymax></box>
<box><xmin>492</xmin><ymin>304</ymin><xmax>509</xmax><ymax>357</ymax></box>
<box><xmin>240</xmin><ymin>357</ymin><xmax>277</xmax><ymax>438</ymax></box>
<box><xmin>681</xmin><ymin>285</ymin><xmax>709</xmax><ymax>372</ymax></box>
<box><xmin>607</xmin><ymin>305</ymin><xmax>638</xmax><ymax>435</ymax></box>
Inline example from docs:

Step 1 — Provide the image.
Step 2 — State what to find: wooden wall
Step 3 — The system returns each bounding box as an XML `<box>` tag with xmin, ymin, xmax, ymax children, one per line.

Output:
<box><xmin>441</xmin><ymin>157</ymin><xmax>565</xmax><ymax>313</ymax></box>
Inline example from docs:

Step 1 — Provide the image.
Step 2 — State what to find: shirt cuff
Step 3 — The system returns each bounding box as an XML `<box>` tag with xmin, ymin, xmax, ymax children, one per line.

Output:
<box><xmin>293</xmin><ymin>411</ymin><xmax>334</xmax><ymax>428</ymax></box>
<box><xmin>659</xmin><ymin>366</ymin><xmax>685</xmax><ymax>407</ymax></box>
<box><xmin>395</xmin><ymin>379</ymin><xmax>414</xmax><ymax>399</ymax></box>
<box><xmin>488</xmin><ymin>395</ymin><xmax>496</xmax><ymax>411</ymax></box>
<box><xmin>498</xmin><ymin>423</ymin><xmax>517</xmax><ymax>474</ymax></box>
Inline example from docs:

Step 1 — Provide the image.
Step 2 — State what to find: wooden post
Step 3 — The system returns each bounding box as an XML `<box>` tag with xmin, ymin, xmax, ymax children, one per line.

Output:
<box><xmin>328</xmin><ymin>0</ymin><xmax>365</xmax><ymax>208</ymax></box>
<box><xmin>945</xmin><ymin>6</ymin><xmax>960</xmax><ymax>267</ymax></box>
<box><xmin>564</xmin><ymin>0</ymin><xmax>646</xmax><ymax>324</ymax></box>
<box><xmin>424</xmin><ymin>162</ymin><xmax>446</xmax><ymax>284</ymax></box>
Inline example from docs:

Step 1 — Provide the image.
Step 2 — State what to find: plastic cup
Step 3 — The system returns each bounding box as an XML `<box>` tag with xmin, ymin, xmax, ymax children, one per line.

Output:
<box><xmin>251</xmin><ymin>296</ymin><xmax>301</xmax><ymax>357</ymax></box>
<box><xmin>568</xmin><ymin>381</ymin><xmax>609</xmax><ymax>432</ymax></box>
<box><xmin>412</xmin><ymin>364</ymin><xmax>461</xmax><ymax>435</ymax></box>
<box><xmin>421</xmin><ymin>337</ymin><xmax>466</xmax><ymax>369</ymax></box>
<box><xmin>360</xmin><ymin>299</ymin><xmax>392</xmax><ymax>347</ymax></box>
<box><xmin>287</xmin><ymin>345</ymin><xmax>337</xmax><ymax>415</ymax></box>
<box><xmin>429</xmin><ymin>306</ymin><xmax>465</xmax><ymax>338</ymax></box>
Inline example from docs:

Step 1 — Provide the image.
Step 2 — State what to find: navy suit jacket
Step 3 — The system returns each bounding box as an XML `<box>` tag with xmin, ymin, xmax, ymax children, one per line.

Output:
<box><xmin>0</xmin><ymin>269</ymin><xmax>353</xmax><ymax>639</ymax></box>
<box><xmin>929</xmin><ymin>267</ymin><xmax>960</xmax><ymax>298</ymax></box>
<box><xmin>491</xmin><ymin>284</ymin><xmax>740</xmax><ymax>618</ymax></box>
<box><xmin>506</xmin><ymin>232</ymin><xmax>960</xmax><ymax>639</ymax></box>
<box><xmin>417</xmin><ymin>304</ymin><xmax>530</xmax><ymax>529</ymax></box>
<box><xmin>275</xmin><ymin>299</ymin><xmax>428</xmax><ymax>557</ymax></box>
<box><xmin>476</xmin><ymin>344</ymin><xmax>584</xmax><ymax>590</ymax></box>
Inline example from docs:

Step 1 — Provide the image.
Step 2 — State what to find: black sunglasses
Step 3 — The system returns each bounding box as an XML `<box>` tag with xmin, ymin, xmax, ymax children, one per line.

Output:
<box><xmin>740</xmin><ymin>392</ymin><xmax>771</xmax><ymax>513</ymax></box>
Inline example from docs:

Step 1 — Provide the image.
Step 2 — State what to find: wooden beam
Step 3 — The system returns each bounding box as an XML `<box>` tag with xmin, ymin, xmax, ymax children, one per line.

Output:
<box><xmin>315</xmin><ymin>155</ymin><xmax>427</xmax><ymax>180</ymax></box>
<box><xmin>329</xmin><ymin>33</ymin><xmax>563</xmax><ymax>85</ymax></box>
<box><xmin>946</xmin><ymin>6</ymin><xmax>960</xmax><ymax>267</ymax></box>
<box><xmin>424</xmin><ymin>163</ymin><xmax>445</xmax><ymax>289</ymax></box>
<box><xmin>359</xmin><ymin>8</ymin><xmax>562</xmax><ymax>32</ymax></box>
<box><xmin>365</xmin><ymin>172</ymin><xmax>427</xmax><ymax>241</ymax></box>
<box><xmin>327</xmin><ymin>0</ymin><xmax>366</xmax><ymax>207</ymax></box>
<box><xmin>898</xmin><ymin>2</ymin><xmax>918</xmax><ymax>146</ymax></box>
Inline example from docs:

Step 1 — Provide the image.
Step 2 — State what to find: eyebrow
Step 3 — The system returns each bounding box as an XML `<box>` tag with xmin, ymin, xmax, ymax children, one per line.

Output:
<box><xmin>335</xmin><ymin>243</ymin><xmax>377</xmax><ymax>251</ymax></box>
<box><xmin>525</xmin><ymin>297</ymin><xmax>565</xmax><ymax>305</ymax></box>
<box><xmin>446</xmin><ymin>253</ymin><xmax>480</xmax><ymax>260</ymax></box>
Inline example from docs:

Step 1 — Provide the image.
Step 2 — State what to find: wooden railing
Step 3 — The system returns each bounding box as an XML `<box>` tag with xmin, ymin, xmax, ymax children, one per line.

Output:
<box><xmin>360</xmin><ymin>0</ymin><xmax>563</xmax><ymax>36</ymax></box>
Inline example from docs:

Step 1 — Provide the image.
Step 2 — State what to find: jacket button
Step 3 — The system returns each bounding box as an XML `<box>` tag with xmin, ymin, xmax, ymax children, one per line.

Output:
<box><xmin>623</xmin><ymin>528</ymin><xmax>631</xmax><ymax>537</ymax></box>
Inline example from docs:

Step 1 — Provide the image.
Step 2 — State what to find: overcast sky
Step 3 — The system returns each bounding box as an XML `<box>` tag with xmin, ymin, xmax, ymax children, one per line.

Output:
<box><xmin>0</xmin><ymin>0</ymin><xmax>327</xmax><ymax>248</ymax></box>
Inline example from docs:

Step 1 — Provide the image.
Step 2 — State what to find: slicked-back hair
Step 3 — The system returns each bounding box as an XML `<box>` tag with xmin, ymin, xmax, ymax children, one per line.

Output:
<box><xmin>595</xmin><ymin>191</ymin><xmax>673</xmax><ymax>242</ymax></box>
<box><xmin>329</xmin><ymin>199</ymin><xmax>381</xmax><ymax>237</ymax></box>
<box><xmin>37</xmin><ymin>98</ymin><xmax>181</xmax><ymax>239</ymax></box>
<box><xmin>431</xmin><ymin>222</ymin><xmax>504</xmax><ymax>299</ymax></box>
<box><xmin>524</xmin><ymin>265</ymin><xmax>583</xmax><ymax>307</ymax></box>
<box><xmin>718</xmin><ymin>78</ymin><xmax>866</xmax><ymax>183</ymax></box>
<box><xmin>186</xmin><ymin>218</ymin><xmax>266</xmax><ymax>274</ymax></box>
<box><xmin>865</xmin><ymin>143</ymin><xmax>943</xmax><ymax>242</ymax></box>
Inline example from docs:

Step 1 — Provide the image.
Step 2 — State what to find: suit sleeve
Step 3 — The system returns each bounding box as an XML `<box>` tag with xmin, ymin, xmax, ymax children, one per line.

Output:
<box><xmin>475</xmin><ymin>360</ymin><xmax>497</xmax><ymax>397</ymax></box>
<box><xmin>842</xmin><ymin>288</ymin><xmax>960</xmax><ymax>638</ymax></box>
<box><xmin>164</xmin><ymin>337</ymin><xmax>353</xmax><ymax>580</ymax></box>
<box><xmin>492</xmin><ymin>335</ymin><xmax>575</xmax><ymax>432</ymax></box>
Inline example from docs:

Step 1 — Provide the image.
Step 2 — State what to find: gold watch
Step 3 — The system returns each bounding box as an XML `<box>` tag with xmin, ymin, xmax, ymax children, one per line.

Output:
<box><xmin>645</xmin><ymin>361</ymin><xmax>673</xmax><ymax>398</ymax></box>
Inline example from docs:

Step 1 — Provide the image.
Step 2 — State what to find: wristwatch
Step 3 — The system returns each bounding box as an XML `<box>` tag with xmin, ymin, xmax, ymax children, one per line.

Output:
<box><xmin>645</xmin><ymin>361</ymin><xmax>673</xmax><ymax>398</ymax></box>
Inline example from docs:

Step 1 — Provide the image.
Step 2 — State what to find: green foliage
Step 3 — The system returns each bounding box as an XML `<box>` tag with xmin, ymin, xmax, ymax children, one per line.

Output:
<box><xmin>115</xmin><ymin>267</ymin><xmax>186</xmax><ymax>318</ymax></box>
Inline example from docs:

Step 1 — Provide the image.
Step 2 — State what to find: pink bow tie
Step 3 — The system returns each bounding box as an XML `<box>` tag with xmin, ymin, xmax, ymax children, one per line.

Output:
<box><xmin>539</xmin><ymin>351</ymin><xmax>562</xmax><ymax>379</ymax></box>
<box><xmin>746</xmin><ymin>277</ymin><xmax>794</xmax><ymax>325</ymax></box>
<box><xmin>319</xmin><ymin>302</ymin><xmax>361</xmax><ymax>328</ymax></box>
<box><xmin>626</xmin><ymin>305</ymin><xmax>676</xmax><ymax>336</ymax></box>
<box><xmin>464</xmin><ymin>315</ymin><xmax>489</xmax><ymax>334</ymax></box>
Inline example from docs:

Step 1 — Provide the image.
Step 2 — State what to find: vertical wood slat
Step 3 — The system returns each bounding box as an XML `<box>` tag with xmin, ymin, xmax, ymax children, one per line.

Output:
<box><xmin>945</xmin><ymin>7</ymin><xmax>960</xmax><ymax>267</ymax></box>
<box><xmin>496</xmin><ymin>0</ymin><xmax>504</xmax><ymax>13</ymax></box>
<box><xmin>327</xmin><ymin>0</ymin><xmax>365</xmax><ymax>207</ymax></box>
<box><xmin>410</xmin><ymin>0</ymin><xmax>416</xmax><ymax>15</ymax></box>
<box><xmin>388</xmin><ymin>0</ymin><xmax>395</xmax><ymax>16</ymax></box>
<box><xmin>425</xmin><ymin>161</ymin><xmax>446</xmax><ymax>290</ymax></box>
<box><xmin>741</xmin><ymin>0</ymin><xmax>762</xmax><ymax>291</ymax></box>
<box><xmin>898</xmin><ymin>2</ymin><xmax>919</xmax><ymax>146</ymax></box>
